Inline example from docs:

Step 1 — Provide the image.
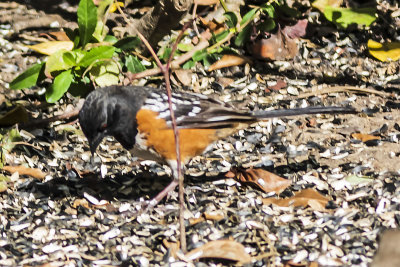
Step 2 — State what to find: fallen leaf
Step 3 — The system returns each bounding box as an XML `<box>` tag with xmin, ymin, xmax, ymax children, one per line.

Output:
<box><xmin>174</xmin><ymin>69</ymin><xmax>193</xmax><ymax>86</ymax></box>
<box><xmin>345</xmin><ymin>175</ymin><xmax>373</xmax><ymax>185</ymax></box>
<box><xmin>216</xmin><ymin>77</ymin><xmax>235</xmax><ymax>88</ymax></box>
<box><xmin>268</xmin><ymin>79</ymin><xmax>287</xmax><ymax>91</ymax></box>
<box><xmin>229</xmin><ymin>168</ymin><xmax>291</xmax><ymax>194</ymax></box>
<box><xmin>208</xmin><ymin>54</ymin><xmax>252</xmax><ymax>71</ymax></box>
<box><xmin>2</xmin><ymin>165</ymin><xmax>46</xmax><ymax>180</ymax></box>
<box><xmin>312</xmin><ymin>0</ymin><xmax>343</xmax><ymax>12</ymax></box>
<box><xmin>194</xmin><ymin>0</ymin><xmax>219</xmax><ymax>5</ymax></box>
<box><xmin>185</xmin><ymin>239</ymin><xmax>252</xmax><ymax>264</ymax></box>
<box><xmin>351</xmin><ymin>133</ymin><xmax>380</xmax><ymax>142</ymax></box>
<box><xmin>0</xmin><ymin>175</ymin><xmax>10</xmax><ymax>193</ymax></box>
<box><xmin>189</xmin><ymin>211</ymin><xmax>225</xmax><ymax>225</ymax></box>
<box><xmin>323</xmin><ymin>6</ymin><xmax>376</xmax><ymax>28</ymax></box>
<box><xmin>163</xmin><ymin>239</ymin><xmax>180</xmax><ymax>259</ymax></box>
<box><xmin>28</xmin><ymin>41</ymin><xmax>74</xmax><ymax>55</ymax></box>
<box><xmin>0</xmin><ymin>105</ymin><xmax>29</xmax><ymax>127</ymax></box>
<box><xmin>282</xmin><ymin>19</ymin><xmax>308</xmax><ymax>39</ymax></box>
<box><xmin>251</xmin><ymin>29</ymin><xmax>298</xmax><ymax>60</ymax></box>
<box><xmin>40</xmin><ymin>31</ymin><xmax>70</xmax><ymax>41</ymax></box>
<box><xmin>72</xmin><ymin>199</ymin><xmax>90</xmax><ymax>209</ymax></box>
<box><xmin>262</xmin><ymin>188</ymin><xmax>330</xmax><ymax>211</ymax></box>
<box><xmin>368</xmin><ymin>39</ymin><xmax>400</xmax><ymax>62</ymax></box>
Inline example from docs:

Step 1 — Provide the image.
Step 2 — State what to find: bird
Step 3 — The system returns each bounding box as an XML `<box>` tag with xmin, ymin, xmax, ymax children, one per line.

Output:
<box><xmin>79</xmin><ymin>85</ymin><xmax>356</xmax><ymax>204</ymax></box>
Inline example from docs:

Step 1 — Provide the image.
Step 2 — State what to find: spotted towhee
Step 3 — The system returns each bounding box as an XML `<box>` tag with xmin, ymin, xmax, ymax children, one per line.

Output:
<box><xmin>79</xmin><ymin>85</ymin><xmax>355</xmax><ymax>203</ymax></box>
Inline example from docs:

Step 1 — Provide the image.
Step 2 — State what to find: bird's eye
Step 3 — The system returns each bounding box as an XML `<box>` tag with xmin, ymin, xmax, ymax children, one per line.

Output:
<box><xmin>99</xmin><ymin>123</ymin><xmax>107</xmax><ymax>131</ymax></box>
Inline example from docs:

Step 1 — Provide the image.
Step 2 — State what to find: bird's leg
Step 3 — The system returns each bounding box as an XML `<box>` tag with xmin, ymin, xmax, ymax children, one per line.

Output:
<box><xmin>147</xmin><ymin>179</ymin><xmax>179</xmax><ymax>208</ymax></box>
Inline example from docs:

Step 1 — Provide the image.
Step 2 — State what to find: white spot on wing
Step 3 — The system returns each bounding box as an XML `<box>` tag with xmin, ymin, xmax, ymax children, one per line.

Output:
<box><xmin>192</xmin><ymin>106</ymin><xmax>201</xmax><ymax>113</ymax></box>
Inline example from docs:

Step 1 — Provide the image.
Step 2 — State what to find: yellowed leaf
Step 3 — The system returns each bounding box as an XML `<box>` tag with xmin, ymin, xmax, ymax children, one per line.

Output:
<box><xmin>229</xmin><ymin>168</ymin><xmax>291</xmax><ymax>194</ymax></box>
<box><xmin>28</xmin><ymin>41</ymin><xmax>74</xmax><ymax>55</ymax></box>
<box><xmin>194</xmin><ymin>0</ymin><xmax>219</xmax><ymax>5</ymax></box>
<box><xmin>109</xmin><ymin>1</ymin><xmax>124</xmax><ymax>13</ymax></box>
<box><xmin>312</xmin><ymin>0</ymin><xmax>343</xmax><ymax>12</ymax></box>
<box><xmin>262</xmin><ymin>188</ymin><xmax>330</xmax><ymax>211</ymax></box>
<box><xmin>351</xmin><ymin>133</ymin><xmax>380</xmax><ymax>142</ymax></box>
<box><xmin>208</xmin><ymin>54</ymin><xmax>252</xmax><ymax>71</ymax></box>
<box><xmin>2</xmin><ymin>165</ymin><xmax>46</xmax><ymax>180</ymax></box>
<box><xmin>185</xmin><ymin>240</ymin><xmax>252</xmax><ymax>264</ymax></box>
<box><xmin>368</xmin><ymin>39</ymin><xmax>400</xmax><ymax>62</ymax></box>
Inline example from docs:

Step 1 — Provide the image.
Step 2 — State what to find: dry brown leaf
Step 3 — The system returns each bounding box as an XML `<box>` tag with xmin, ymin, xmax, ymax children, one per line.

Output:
<box><xmin>185</xmin><ymin>239</ymin><xmax>252</xmax><ymax>263</ymax></box>
<box><xmin>195</xmin><ymin>0</ymin><xmax>219</xmax><ymax>5</ymax></box>
<box><xmin>72</xmin><ymin>199</ymin><xmax>90</xmax><ymax>209</ymax></box>
<box><xmin>251</xmin><ymin>29</ymin><xmax>298</xmax><ymax>60</ymax></box>
<box><xmin>216</xmin><ymin>77</ymin><xmax>235</xmax><ymax>87</ymax></box>
<box><xmin>268</xmin><ymin>79</ymin><xmax>287</xmax><ymax>91</ymax></box>
<box><xmin>282</xmin><ymin>19</ymin><xmax>308</xmax><ymax>39</ymax></box>
<box><xmin>174</xmin><ymin>69</ymin><xmax>193</xmax><ymax>86</ymax></box>
<box><xmin>208</xmin><ymin>54</ymin><xmax>252</xmax><ymax>71</ymax></box>
<box><xmin>163</xmin><ymin>239</ymin><xmax>180</xmax><ymax>259</ymax></box>
<box><xmin>351</xmin><ymin>133</ymin><xmax>380</xmax><ymax>142</ymax></box>
<box><xmin>2</xmin><ymin>165</ymin><xmax>46</xmax><ymax>180</ymax></box>
<box><xmin>229</xmin><ymin>168</ymin><xmax>291</xmax><ymax>194</ymax></box>
<box><xmin>0</xmin><ymin>105</ymin><xmax>29</xmax><ymax>126</ymax></box>
<box><xmin>262</xmin><ymin>188</ymin><xmax>330</xmax><ymax>211</ymax></box>
<box><xmin>40</xmin><ymin>31</ymin><xmax>70</xmax><ymax>41</ymax></box>
<box><xmin>189</xmin><ymin>211</ymin><xmax>225</xmax><ymax>226</ymax></box>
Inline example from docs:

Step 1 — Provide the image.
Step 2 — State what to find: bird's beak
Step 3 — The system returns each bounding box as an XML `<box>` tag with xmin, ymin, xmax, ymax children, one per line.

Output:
<box><xmin>89</xmin><ymin>133</ymin><xmax>104</xmax><ymax>156</ymax></box>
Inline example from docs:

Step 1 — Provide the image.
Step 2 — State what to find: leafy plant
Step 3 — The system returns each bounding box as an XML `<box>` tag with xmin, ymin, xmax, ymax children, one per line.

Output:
<box><xmin>9</xmin><ymin>0</ymin><xmax>141</xmax><ymax>103</ymax></box>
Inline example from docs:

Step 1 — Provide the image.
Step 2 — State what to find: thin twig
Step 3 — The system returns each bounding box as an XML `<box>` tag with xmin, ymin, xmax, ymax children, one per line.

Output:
<box><xmin>127</xmin><ymin>39</ymin><xmax>209</xmax><ymax>81</ymax></box>
<box><xmin>116</xmin><ymin>3</ymin><xmax>189</xmax><ymax>252</ymax></box>
<box><xmin>165</xmin><ymin>20</ymin><xmax>193</xmax><ymax>254</ymax></box>
<box><xmin>294</xmin><ymin>86</ymin><xmax>391</xmax><ymax>99</ymax></box>
<box><xmin>19</xmin><ymin>108</ymin><xmax>81</xmax><ymax>129</ymax></box>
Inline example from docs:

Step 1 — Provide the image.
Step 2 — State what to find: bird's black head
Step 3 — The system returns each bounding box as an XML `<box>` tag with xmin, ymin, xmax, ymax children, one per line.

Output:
<box><xmin>79</xmin><ymin>86</ymin><xmax>146</xmax><ymax>154</ymax></box>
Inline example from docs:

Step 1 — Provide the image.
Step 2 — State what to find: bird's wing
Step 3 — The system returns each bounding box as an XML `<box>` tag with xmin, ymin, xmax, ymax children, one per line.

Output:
<box><xmin>141</xmin><ymin>90</ymin><xmax>255</xmax><ymax>129</ymax></box>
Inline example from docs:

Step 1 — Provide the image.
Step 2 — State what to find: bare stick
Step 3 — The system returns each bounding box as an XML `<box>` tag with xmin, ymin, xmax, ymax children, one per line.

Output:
<box><xmin>126</xmin><ymin>39</ymin><xmax>209</xmax><ymax>80</ymax></box>
<box><xmin>19</xmin><ymin>108</ymin><xmax>80</xmax><ymax>129</ymax></box>
<box><xmin>116</xmin><ymin>3</ymin><xmax>188</xmax><ymax>252</ymax></box>
<box><xmin>164</xmin><ymin>20</ymin><xmax>193</xmax><ymax>253</ymax></box>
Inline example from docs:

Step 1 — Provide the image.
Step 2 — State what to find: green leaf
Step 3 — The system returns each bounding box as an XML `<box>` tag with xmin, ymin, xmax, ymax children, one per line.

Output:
<box><xmin>323</xmin><ymin>7</ymin><xmax>376</xmax><ymax>28</ymax></box>
<box><xmin>68</xmin><ymin>81</ymin><xmax>93</xmax><ymax>97</ymax></box>
<box><xmin>92</xmin><ymin>20</ymin><xmax>106</xmax><ymax>42</ymax></box>
<box><xmin>45</xmin><ymin>50</ymin><xmax>76</xmax><ymax>77</ymax></box>
<box><xmin>125</xmin><ymin>55</ymin><xmax>146</xmax><ymax>73</ymax></box>
<box><xmin>63</xmin><ymin>51</ymin><xmax>77</xmax><ymax>66</ymax></box>
<box><xmin>257</xmin><ymin>18</ymin><xmax>276</xmax><ymax>32</ymax></box>
<box><xmin>9</xmin><ymin>63</ymin><xmax>44</xmax><ymax>90</ymax></box>
<box><xmin>241</xmin><ymin>8</ymin><xmax>258</xmax><ymax>25</ymax></box>
<box><xmin>182</xmin><ymin>60</ymin><xmax>195</xmax><ymax>69</ymax></box>
<box><xmin>214</xmin><ymin>30</ymin><xmax>230</xmax><ymax>42</ymax></box>
<box><xmin>160</xmin><ymin>47</ymin><xmax>172</xmax><ymax>62</ymax></box>
<box><xmin>234</xmin><ymin>24</ymin><xmax>252</xmax><ymax>47</ymax></box>
<box><xmin>45</xmin><ymin>69</ymin><xmax>73</xmax><ymax>103</ymax></box>
<box><xmin>77</xmin><ymin>0</ymin><xmax>98</xmax><ymax>47</ymax></box>
<box><xmin>261</xmin><ymin>4</ymin><xmax>275</xmax><ymax>18</ymax></box>
<box><xmin>114</xmin><ymin>36</ymin><xmax>141</xmax><ymax>50</ymax></box>
<box><xmin>78</xmin><ymin>45</ymin><xmax>115</xmax><ymax>67</ymax></box>
<box><xmin>177</xmin><ymin>43</ymin><xmax>194</xmax><ymax>52</ymax></box>
<box><xmin>192</xmin><ymin>49</ymin><xmax>208</xmax><ymax>62</ymax></box>
<box><xmin>224</xmin><ymin>11</ymin><xmax>238</xmax><ymax>28</ymax></box>
<box><xmin>90</xmin><ymin>61</ymin><xmax>120</xmax><ymax>86</ymax></box>
<box><xmin>104</xmin><ymin>35</ymin><xmax>118</xmax><ymax>43</ymax></box>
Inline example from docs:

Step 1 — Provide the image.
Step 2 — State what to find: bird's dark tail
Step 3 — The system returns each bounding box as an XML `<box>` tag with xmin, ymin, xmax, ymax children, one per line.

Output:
<box><xmin>252</xmin><ymin>106</ymin><xmax>357</xmax><ymax>119</ymax></box>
